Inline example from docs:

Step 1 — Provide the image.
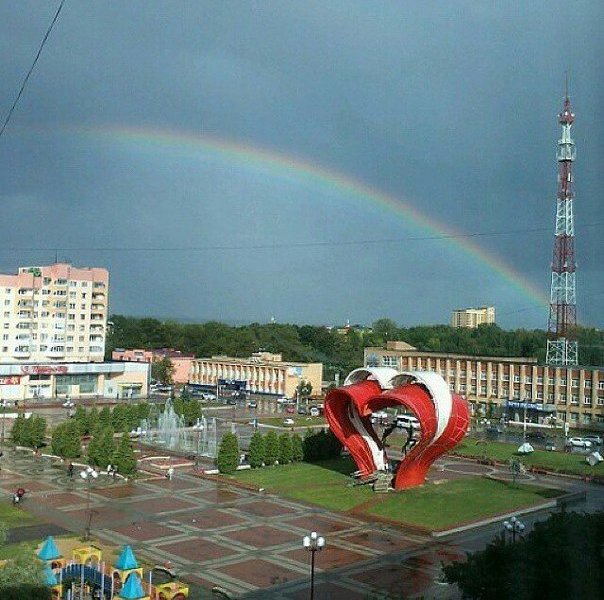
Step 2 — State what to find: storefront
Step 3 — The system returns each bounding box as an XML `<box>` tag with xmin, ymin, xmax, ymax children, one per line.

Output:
<box><xmin>0</xmin><ymin>362</ymin><xmax>149</xmax><ymax>401</ymax></box>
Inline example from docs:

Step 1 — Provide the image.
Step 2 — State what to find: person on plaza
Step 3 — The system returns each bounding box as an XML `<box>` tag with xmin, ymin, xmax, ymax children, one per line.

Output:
<box><xmin>166</xmin><ymin>466</ymin><xmax>174</xmax><ymax>480</ymax></box>
<box><xmin>67</xmin><ymin>462</ymin><xmax>74</xmax><ymax>479</ymax></box>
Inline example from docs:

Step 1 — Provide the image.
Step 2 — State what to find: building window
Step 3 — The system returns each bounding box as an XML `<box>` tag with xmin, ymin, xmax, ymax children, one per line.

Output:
<box><xmin>459</xmin><ymin>384</ymin><xmax>466</xmax><ymax>392</ymax></box>
<box><xmin>598</xmin><ymin>416</ymin><xmax>604</xmax><ymax>424</ymax></box>
<box><xmin>68</xmin><ymin>314</ymin><xmax>75</xmax><ymax>320</ymax></box>
<box><xmin>598</xmin><ymin>382</ymin><xmax>604</xmax><ymax>390</ymax></box>
<box><xmin>585</xmin><ymin>380</ymin><xmax>591</xmax><ymax>388</ymax></box>
<box><xmin>536</xmin><ymin>391</ymin><xmax>543</xmax><ymax>399</ymax></box>
<box><xmin>381</xmin><ymin>356</ymin><xmax>398</xmax><ymax>368</ymax></box>
<box><xmin>597</xmin><ymin>397</ymin><xmax>604</xmax><ymax>406</ymax></box>
<box><xmin>583</xmin><ymin>397</ymin><xmax>591</xmax><ymax>405</ymax></box>
<box><xmin>547</xmin><ymin>393</ymin><xmax>554</xmax><ymax>403</ymax></box>
<box><xmin>548</xmin><ymin>377</ymin><xmax>554</xmax><ymax>385</ymax></box>
<box><xmin>80</xmin><ymin>314</ymin><xmax>85</xmax><ymax>320</ymax></box>
<box><xmin>480</xmin><ymin>386</ymin><xmax>487</xmax><ymax>394</ymax></box>
<box><xmin>69</xmin><ymin>292</ymin><xmax>76</xmax><ymax>299</ymax></box>
<box><xmin>525</xmin><ymin>376</ymin><xmax>532</xmax><ymax>383</ymax></box>
<box><xmin>560</xmin><ymin>378</ymin><xmax>567</xmax><ymax>385</ymax></box>
<box><xmin>3</xmin><ymin>312</ymin><xmax>8</xmax><ymax>318</ymax></box>
<box><xmin>570</xmin><ymin>412</ymin><xmax>579</xmax><ymax>422</ymax></box>
<box><xmin>537</xmin><ymin>376</ymin><xmax>543</xmax><ymax>384</ymax></box>
<box><xmin>570</xmin><ymin>395</ymin><xmax>578</xmax><ymax>404</ymax></box>
<box><xmin>571</xmin><ymin>379</ymin><xmax>579</xmax><ymax>387</ymax></box>
<box><xmin>559</xmin><ymin>395</ymin><xmax>567</xmax><ymax>404</ymax></box>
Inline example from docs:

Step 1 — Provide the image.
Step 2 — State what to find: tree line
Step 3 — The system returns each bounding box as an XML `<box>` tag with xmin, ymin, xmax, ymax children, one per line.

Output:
<box><xmin>108</xmin><ymin>315</ymin><xmax>604</xmax><ymax>377</ymax></box>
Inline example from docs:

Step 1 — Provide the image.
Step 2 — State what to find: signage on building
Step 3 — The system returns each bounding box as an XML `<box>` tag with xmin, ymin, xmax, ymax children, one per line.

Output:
<box><xmin>287</xmin><ymin>367</ymin><xmax>303</xmax><ymax>377</ymax></box>
<box><xmin>21</xmin><ymin>365</ymin><xmax>68</xmax><ymax>375</ymax></box>
<box><xmin>0</xmin><ymin>376</ymin><xmax>20</xmax><ymax>385</ymax></box>
<box><xmin>507</xmin><ymin>400</ymin><xmax>554</xmax><ymax>412</ymax></box>
<box><xmin>218</xmin><ymin>379</ymin><xmax>247</xmax><ymax>390</ymax></box>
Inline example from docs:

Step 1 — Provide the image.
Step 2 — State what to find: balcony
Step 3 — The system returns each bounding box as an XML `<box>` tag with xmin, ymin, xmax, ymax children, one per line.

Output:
<box><xmin>91</xmin><ymin>303</ymin><xmax>105</xmax><ymax>311</ymax></box>
<box><xmin>13</xmin><ymin>347</ymin><xmax>30</xmax><ymax>358</ymax></box>
<box><xmin>93</xmin><ymin>282</ymin><xmax>106</xmax><ymax>289</ymax></box>
<box><xmin>18</xmin><ymin>311</ymin><xmax>32</xmax><ymax>319</ymax></box>
<box><xmin>89</xmin><ymin>335</ymin><xmax>104</xmax><ymax>342</ymax></box>
<box><xmin>90</xmin><ymin>324</ymin><xmax>104</xmax><ymax>332</ymax></box>
<box><xmin>91</xmin><ymin>314</ymin><xmax>104</xmax><ymax>321</ymax></box>
<box><xmin>92</xmin><ymin>292</ymin><xmax>105</xmax><ymax>300</ymax></box>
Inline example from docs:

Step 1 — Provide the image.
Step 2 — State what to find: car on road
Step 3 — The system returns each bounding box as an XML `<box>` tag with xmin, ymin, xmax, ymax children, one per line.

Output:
<box><xmin>201</xmin><ymin>392</ymin><xmax>217</xmax><ymax>401</ymax></box>
<box><xmin>283</xmin><ymin>418</ymin><xmax>295</xmax><ymax>427</ymax></box>
<box><xmin>276</xmin><ymin>396</ymin><xmax>290</xmax><ymax>405</ymax></box>
<box><xmin>309</xmin><ymin>406</ymin><xmax>321</xmax><ymax>417</ymax></box>
<box><xmin>152</xmin><ymin>385</ymin><xmax>173</xmax><ymax>393</ymax></box>
<box><xmin>370</xmin><ymin>410</ymin><xmax>388</xmax><ymax>424</ymax></box>
<box><xmin>584</xmin><ymin>435</ymin><xmax>602</xmax><ymax>446</ymax></box>
<box><xmin>567</xmin><ymin>437</ymin><xmax>592</xmax><ymax>448</ymax></box>
<box><xmin>248</xmin><ymin>400</ymin><xmax>258</xmax><ymax>409</ymax></box>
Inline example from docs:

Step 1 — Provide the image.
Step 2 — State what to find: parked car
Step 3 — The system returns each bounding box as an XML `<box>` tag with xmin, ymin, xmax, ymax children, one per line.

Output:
<box><xmin>283</xmin><ymin>418</ymin><xmax>295</xmax><ymax>427</ymax></box>
<box><xmin>285</xmin><ymin>404</ymin><xmax>296</xmax><ymax>414</ymax></box>
<box><xmin>486</xmin><ymin>425</ymin><xmax>503</xmax><ymax>435</ymax></box>
<box><xmin>201</xmin><ymin>392</ymin><xmax>217</xmax><ymax>401</ymax></box>
<box><xmin>276</xmin><ymin>396</ymin><xmax>290</xmax><ymax>405</ymax></box>
<box><xmin>584</xmin><ymin>435</ymin><xmax>603</xmax><ymax>446</ymax></box>
<box><xmin>248</xmin><ymin>400</ymin><xmax>258</xmax><ymax>409</ymax></box>
<box><xmin>370</xmin><ymin>410</ymin><xmax>388</xmax><ymax>424</ymax></box>
<box><xmin>395</xmin><ymin>414</ymin><xmax>421</xmax><ymax>430</ymax></box>
<box><xmin>153</xmin><ymin>385</ymin><xmax>173</xmax><ymax>393</ymax></box>
<box><xmin>567</xmin><ymin>437</ymin><xmax>592</xmax><ymax>448</ymax></box>
<box><xmin>297</xmin><ymin>405</ymin><xmax>308</xmax><ymax>415</ymax></box>
<box><xmin>309</xmin><ymin>406</ymin><xmax>321</xmax><ymax>417</ymax></box>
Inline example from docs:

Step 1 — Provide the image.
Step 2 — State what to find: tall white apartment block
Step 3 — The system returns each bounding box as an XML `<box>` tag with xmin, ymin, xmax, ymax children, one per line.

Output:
<box><xmin>0</xmin><ymin>263</ymin><xmax>108</xmax><ymax>363</ymax></box>
<box><xmin>451</xmin><ymin>306</ymin><xmax>496</xmax><ymax>329</ymax></box>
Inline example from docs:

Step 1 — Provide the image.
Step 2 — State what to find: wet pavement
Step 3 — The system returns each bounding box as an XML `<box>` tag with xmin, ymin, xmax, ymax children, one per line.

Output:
<box><xmin>1</xmin><ymin>448</ymin><xmax>602</xmax><ymax>599</ymax></box>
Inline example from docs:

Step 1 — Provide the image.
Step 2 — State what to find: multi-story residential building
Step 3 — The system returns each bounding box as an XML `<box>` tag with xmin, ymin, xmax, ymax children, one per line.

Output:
<box><xmin>451</xmin><ymin>306</ymin><xmax>496</xmax><ymax>328</ymax></box>
<box><xmin>364</xmin><ymin>341</ymin><xmax>604</xmax><ymax>430</ymax></box>
<box><xmin>189</xmin><ymin>352</ymin><xmax>323</xmax><ymax>399</ymax></box>
<box><xmin>112</xmin><ymin>347</ymin><xmax>195</xmax><ymax>384</ymax></box>
<box><xmin>0</xmin><ymin>263</ymin><xmax>108</xmax><ymax>364</ymax></box>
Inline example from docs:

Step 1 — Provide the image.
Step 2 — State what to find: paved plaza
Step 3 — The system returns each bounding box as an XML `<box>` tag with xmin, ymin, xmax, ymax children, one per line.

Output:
<box><xmin>2</xmin><ymin>449</ymin><xmax>602</xmax><ymax>599</ymax></box>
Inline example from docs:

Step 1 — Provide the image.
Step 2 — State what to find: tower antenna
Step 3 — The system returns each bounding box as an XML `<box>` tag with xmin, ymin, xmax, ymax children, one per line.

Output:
<box><xmin>546</xmin><ymin>82</ymin><xmax>578</xmax><ymax>366</ymax></box>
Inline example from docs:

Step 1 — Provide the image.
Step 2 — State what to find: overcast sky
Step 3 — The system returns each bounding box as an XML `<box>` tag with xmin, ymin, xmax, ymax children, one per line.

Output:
<box><xmin>0</xmin><ymin>1</ymin><xmax>602</xmax><ymax>329</ymax></box>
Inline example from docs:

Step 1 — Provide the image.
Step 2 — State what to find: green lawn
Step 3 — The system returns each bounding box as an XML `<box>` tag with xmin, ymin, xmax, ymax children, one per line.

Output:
<box><xmin>367</xmin><ymin>478</ymin><xmax>561</xmax><ymax>530</ymax></box>
<box><xmin>231</xmin><ymin>458</ymin><xmax>563</xmax><ymax>530</ymax></box>
<box><xmin>0</xmin><ymin>504</ymin><xmax>40</xmax><ymax>528</ymax></box>
<box><xmin>0</xmin><ymin>540</ymin><xmax>38</xmax><ymax>560</ymax></box>
<box><xmin>454</xmin><ymin>439</ymin><xmax>604</xmax><ymax>476</ymax></box>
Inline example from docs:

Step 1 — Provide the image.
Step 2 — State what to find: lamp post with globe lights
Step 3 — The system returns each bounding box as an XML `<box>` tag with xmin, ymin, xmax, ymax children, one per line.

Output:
<box><xmin>303</xmin><ymin>531</ymin><xmax>325</xmax><ymax>600</ymax></box>
<box><xmin>503</xmin><ymin>515</ymin><xmax>525</xmax><ymax>543</ymax></box>
<box><xmin>80</xmin><ymin>466</ymin><xmax>98</xmax><ymax>541</ymax></box>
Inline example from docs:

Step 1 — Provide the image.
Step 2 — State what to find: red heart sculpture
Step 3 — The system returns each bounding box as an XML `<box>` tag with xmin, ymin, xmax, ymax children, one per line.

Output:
<box><xmin>325</xmin><ymin>370</ymin><xmax>470</xmax><ymax>489</ymax></box>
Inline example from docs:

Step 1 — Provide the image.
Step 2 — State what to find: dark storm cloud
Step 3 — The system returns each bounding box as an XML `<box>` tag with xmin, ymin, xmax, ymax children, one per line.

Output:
<box><xmin>0</xmin><ymin>1</ymin><xmax>602</xmax><ymax>327</ymax></box>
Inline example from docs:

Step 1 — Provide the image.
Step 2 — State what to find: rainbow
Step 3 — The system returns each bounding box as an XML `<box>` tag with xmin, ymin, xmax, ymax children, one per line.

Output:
<box><xmin>75</xmin><ymin>124</ymin><xmax>549</xmax><ymax>308</ymax></box>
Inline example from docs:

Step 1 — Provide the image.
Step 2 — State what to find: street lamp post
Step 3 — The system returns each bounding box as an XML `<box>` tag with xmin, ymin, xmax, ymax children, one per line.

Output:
<box><xmin>80</xmin><ymin>466</ymin><xmax>98</xmax><ymax>541</ymax></box>
<box><xmin>303</xmin><ymin>531</ymin><xmax>325</xmax><ymax>600</ymax></box>
<box><xmin>503</xmin><ymin>515</ymin><xmax>525</xmax><ymax>543</ymax></box>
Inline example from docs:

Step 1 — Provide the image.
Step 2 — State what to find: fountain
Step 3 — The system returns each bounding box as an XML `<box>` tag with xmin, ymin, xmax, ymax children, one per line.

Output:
<box><xmin>139</xmin><ymin>399</ymin><xmax>218</xmax><ymax>458</ymax></box>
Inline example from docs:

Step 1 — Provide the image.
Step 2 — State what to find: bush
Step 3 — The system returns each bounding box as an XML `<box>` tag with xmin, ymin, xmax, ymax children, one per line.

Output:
<box><xmin>11</xmin><ymin>415</ymin><xmax>46</xmax><ymax>449</ymax></box>
<box><xmin>264</xmin><ymin>431</ymin><xmax>279</xmax><ymax>466</ymax></box>
<box><xmin>248</xmin><ymin>431</ymin><xmax>265</xmax><ymax>468</ymax></box>
<box><xmin>278</xmin><ymin>434</ymin><xmax>293</xmax><ymax>464</ymax></box>
<box><xmin>303</xmin><ymin>429</ymin><xmax>342</xmax><ymax>462</ymax></box>
<box><xmin>217</xmin><ymin>432</ymin><xmax>239</xmax><ymax>474</ymax></box>
<box><xmin>291</xmin><ymin>433</ymin><xmax>304</xmax><ymax>462</ymax></box>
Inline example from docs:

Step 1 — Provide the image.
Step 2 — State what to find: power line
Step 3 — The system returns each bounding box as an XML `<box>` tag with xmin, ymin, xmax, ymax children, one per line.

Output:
<box><xmin>0</xmin><ymin>0</ymin><xmax>66</xmax><ymax>140</ymax></box>
<box><xmin>0</xmin><ymin>222</ymin><xmax>602</xmax><ymax>253</ymax></box>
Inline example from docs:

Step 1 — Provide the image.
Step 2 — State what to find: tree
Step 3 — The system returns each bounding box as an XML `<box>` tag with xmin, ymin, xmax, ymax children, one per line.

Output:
<box><xmin>10</xmin><ymin>414</ymin><xmax>26</xmax><ymax>446</ymax></box>
<box><xmin>291</xmin><ymin>433</ymin><xmax>304</xmax><ymax>462</ymax></box>
<box><xmin>73</xmin><ymin>405</ymin><xmax>89</xmax><ymax>436</ymax></box>
<box><xmin>113</xmin><ymin>433</ymin><xmax>137</xmax><ymax>477</ymax></box>
<box><xmin>264</xmin><ymin>431</ymin><xmax>279</xmax><ymax>466</ymax></box>
<box><xmin>180</xmin><ymin>387</ymin><xmax>191</xmax><ymax>403</ymax></box>
<box><xmin>88</xmin><ymin>426</ymin><xmax>115</xmax><ymax>468</ymax></box>
<box><xmin>152</xmin><ymin>357</ymin><xmax>175</xmax><ymax>384</ymax></box>
<box><xmin>443</xmin><ymin>511</ymin><xmax>604</xmax><ymax>600</ymax></box>
<box><xmin>88</xmin><ymin>406</ymin><xmax>99</xmax><ymax>433</ymax></box>
<box><xmin>217</xmin><ymin>432</ymin><xmax>239</xmax><ymax>474</ymax></box>
<box><xmin>248</xmin><ymin>431</ymin><xmax>265</xmax><ymax>468</ymax></box>
<box><xmin>296</xmin><ymin>380</ymin><xmax>313</xmax><ymax>403</ymax></box>
<box><xmin>98</xmin><ymin>406</ymin><xmax>112</xmax><ymax>429</ymax></box>
<box><xmin>28</xmin><ymin>416</ymin><xmax>47</xmax><ymax>449</ymax></box>
<box><xmin>51</xmin><ymin>421</ymin><xmax>81</xmax><ymax>458</ymax></box>
<box><xmin>278</xmin><ymin>434</ymin><xmax>293</xmax><ymax>464</ymax></box>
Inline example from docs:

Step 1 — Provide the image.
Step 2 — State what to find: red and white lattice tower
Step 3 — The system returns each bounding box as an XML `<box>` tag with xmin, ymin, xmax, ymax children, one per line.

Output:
<box><xmin>546</xmin><ymin>85</ymin><xmax>578</xmax><ymax>366</ymax></box>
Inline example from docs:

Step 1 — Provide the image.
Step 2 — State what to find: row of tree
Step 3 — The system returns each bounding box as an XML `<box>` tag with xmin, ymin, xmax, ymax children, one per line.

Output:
<box><xmin>11</xmin><ymin>414</ymin><xmax>47</xmax><ymax>449</ymax></box>
<box><xmin>217</xmin><ymin>428</ymin><xmax>342</xmax><ymax>474</ymax></box>
<box><xmin>108</xmin><ymin>315</ymin><xmax>604</xmax><ymax>378</ymax></box>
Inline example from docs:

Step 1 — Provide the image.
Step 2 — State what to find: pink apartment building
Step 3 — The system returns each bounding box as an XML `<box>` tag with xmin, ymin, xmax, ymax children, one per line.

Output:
<box><xmin>112</xmin><ymin>347</ymin><xmax>194</xmax><ymax>384</ymax></box>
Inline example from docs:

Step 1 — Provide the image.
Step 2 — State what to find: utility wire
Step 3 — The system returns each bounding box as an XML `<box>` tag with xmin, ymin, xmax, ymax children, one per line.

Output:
<box><xmin>0</xmin><ymin>0</ymin><xmax>66</xmax><ymax>140</ymax></box>
<box><xmin>0</xmin><ymin>222</ymin><xmax>601</xmax><ymax>253</ymax></box>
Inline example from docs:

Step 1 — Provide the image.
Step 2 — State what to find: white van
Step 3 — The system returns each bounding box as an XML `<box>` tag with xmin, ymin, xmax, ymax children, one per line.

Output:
<box><xmin>395</xmin><ymin>414</ymin><xmax>421</xmax><ymax>430</ymax></box>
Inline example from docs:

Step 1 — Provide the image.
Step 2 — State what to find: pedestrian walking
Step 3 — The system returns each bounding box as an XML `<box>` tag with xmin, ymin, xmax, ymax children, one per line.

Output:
<box><xmin>67</xmin><ymin>462</ymin><xmax>74</xmax><ymax>479</ymax></box>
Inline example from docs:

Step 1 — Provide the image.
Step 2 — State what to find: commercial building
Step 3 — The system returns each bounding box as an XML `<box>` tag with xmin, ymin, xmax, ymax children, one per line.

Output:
<box><xmin>188</xmin><ymin>352</ymin><xmax>323</xmax><ymax>398</ymax></box>
<box><xmin>364</xmin><ymin>341</ymin><xmax>604</xmax><ymax>430</ymax></box>
<box><xmin>0</xmin><ymin>361</ymin><xmax>148</xmax><ymax>401</ymax></box>
<box><xmin>451</xmin><ymin>306</ymin><xmax>496</xmax><ymax>328</ymax></box>
<box><xmin>112</xmin><ymin>348</ymin><xmax>194</xmax><ymax>384</ymax></box>
<box><xmin>0</xmin><ymin>263</ymin><xmax>108</xmax><ymax>363</ymax></box>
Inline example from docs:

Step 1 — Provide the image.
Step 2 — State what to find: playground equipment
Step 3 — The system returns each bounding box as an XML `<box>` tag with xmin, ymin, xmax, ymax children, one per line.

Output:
<box><xmin>36</xmin><ymin>536</ymin><xmax>189</xmax><ymax>599</ymax></box>
<box><xmin>325</xmin><ymin>368</ymin><xmax>470</xmax><ymax>490</ymax></box>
